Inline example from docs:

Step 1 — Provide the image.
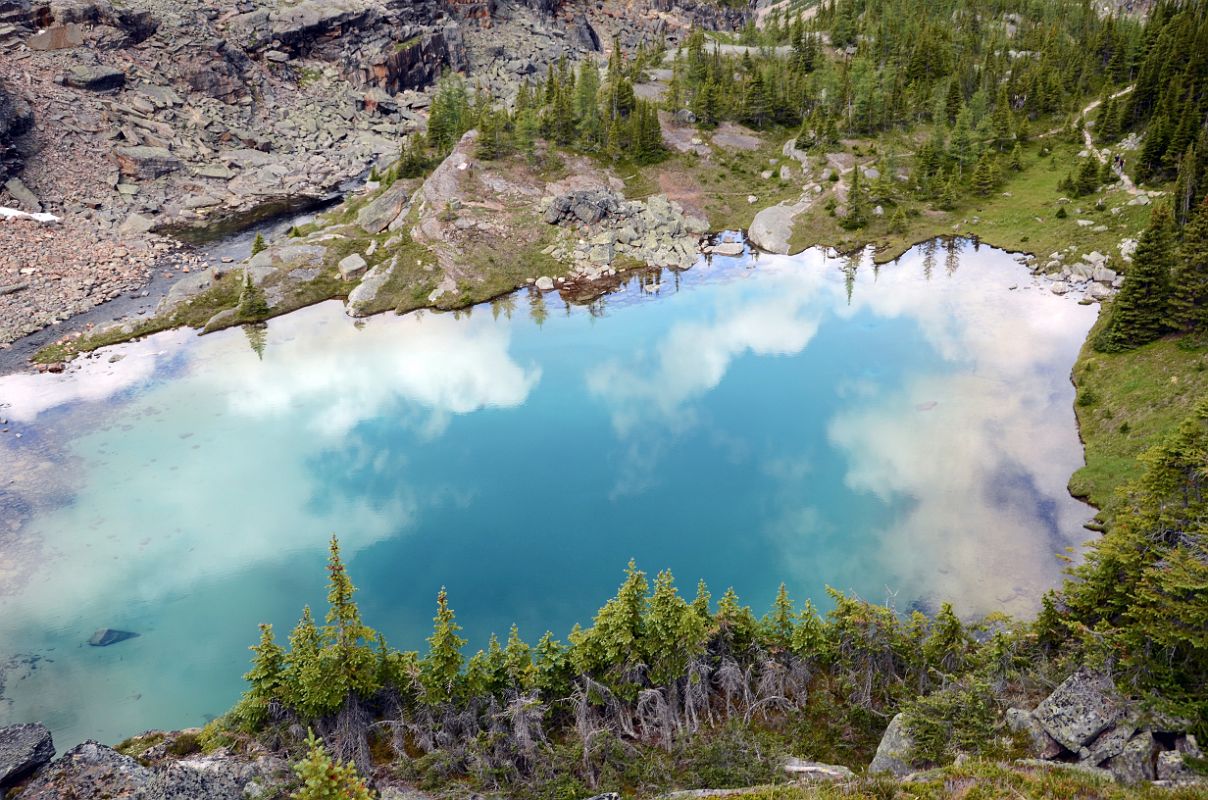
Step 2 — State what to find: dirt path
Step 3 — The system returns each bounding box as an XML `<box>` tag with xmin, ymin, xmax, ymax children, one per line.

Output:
<box><xmin>1079</xmin><ymin>85</ymin><xmax>1140</xmax><ymax>195</ymax></box>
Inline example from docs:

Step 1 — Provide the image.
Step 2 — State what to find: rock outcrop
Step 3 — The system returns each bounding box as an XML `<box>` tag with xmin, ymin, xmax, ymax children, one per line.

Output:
<box><xmin>0</xmin><ymin>724</ymin><xmax>55</xmax><ymax>792</ymax></box>
<box><xmin>991</xmin><ymin>669</ymin><xmax>1205</xmax><ymax>787</ymax></box>
<box><xmin>9</xmin><ymin>735</ymin><xmax>291</xmax><ymax>800</ymax></box>
<box><xmin>0</xmin><ymin>78</ymin><xmax>33</xmax><ymax>179</ymax></box>
<box><xmin>15</xmin><ymin>740</ymin><xmax>150</xmax><ymax>799</ymax></box>
<box><xmin>541</xmin><ymin>189</ymin><xmax>708</xmax><ymax>272</ymax></box>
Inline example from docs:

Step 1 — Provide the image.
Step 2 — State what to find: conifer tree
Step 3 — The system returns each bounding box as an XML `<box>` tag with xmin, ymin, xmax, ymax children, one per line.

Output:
<box><xmin>922</xmin><ymin>602</ymin><xmax>972</xmax><ymax>675</ymax></box>
<box><xmin>234</xmin><ymin>623</ymin><xmax>286</xmax><ymax>728</ymax></box>
<box><xmin>251</xmin><ymin>232</ymin><xmax>267</xmax><ymax>256</ymax></box>
<box><xmin>286</xmin><ymin>606</ymin><xmax>339</xmax><ymax>718</ymax></box>
<box><xmin>889</xmin><ymin>205</ymin><xmax>908</xmax><ymax>234</ymax></box>
<box><xmin>971</xmin><ymin>154</ymin><xmax>996</xmax><ymax>197</ymax></box>
<box><xmin>948</xmin><ymin>106</ymin><xmax>976</xmax><ymax>177</ymax></box>
<box><xmin>761</xmin><ymin>583</ymin><xmax>796</xmax><ymax>651</ymax></box>
<box><xmin>503</xmin><ymin>624</ymin><xmax>533</xmax><ymax>691</ymax></box>
<box><xmin>1074</xmin><ymin>155</ymin><xmax>1101</xmax><ymax>196</ymax></box>
<box><xmin>323</xmin><ymin>536</ymin><xmax>379</xmax><ymax>701</ymax></box>
<box><xmin>938</xmin><ymin>172</ymin><xmax>958</xmax><ymax>211</ymax></box>
<box><xmin>691</xmin><ymin>579</ymin><xmax>712</xmax><ymax>621</ymax></box>
<box><xmin>1095</xmin><ymin>203</ymin><xmax>1176</xmax><ymax>352</ymax></box>
<box><xmin>239</xmin><ymin>271</ymin><xmax>269</xmax><ymax>319</ymax></box>
<box><xmin>1168</xmin><ymin>198</ymin><xmax>1208</xmax><ymax>334</ymax></box>
<box><xmin>644</xmin><ymin>569</ymin><xmax>706</xmax><ymax>684</ymax></box>
<box><xmin>841</xmin><ymin>167</ymin><xmax>868</xmax><ymax>230</ymax></box>
<box><xmin>292</xmin><ymin>729</ymin><xmax>372</xmax><ymax>800</ymax></box>
<box><xmin>1173</xmin><ymin>146</ymin><xmax>1199</xmax><ymax>226</ymax></box>
<box><xmin>715</xmin><ymin>587</ymin><xmax>758</xmax><ymax>656</ymax></box>
<box><xmin>533</xmin><ymin>631</ymin><xmax>569</xmax><ymax>696</ymax></box>
<box><xmin>422</xmin><ymin>587</ymin><xmax>466</xmax><ymax>704</ymax></box>
<box><xmin>791</xmin><ymin>598</ymin><xmax>830</xmax><ymax>665</ymax></box>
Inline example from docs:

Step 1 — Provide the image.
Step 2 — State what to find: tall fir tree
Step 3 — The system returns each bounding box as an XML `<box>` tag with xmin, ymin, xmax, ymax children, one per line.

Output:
<box><xmin>422</xmin><ymin>587</ymin><xmax>467</xmax><ymax>704</ymax></box>
<box><xmin>1095</xmin><ymin>203</ymin><xmax>1176</xmax><ymax>352</ymax></box>
<box><xmin>1168</xmin><ymin>198</ymin><xmax>1208</xmax><ymax>334</ymax></box>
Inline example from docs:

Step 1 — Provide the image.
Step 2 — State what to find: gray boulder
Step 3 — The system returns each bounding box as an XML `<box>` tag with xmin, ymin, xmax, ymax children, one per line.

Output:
<box><xmin>337</xmin><ymin>253</ymin><xmax>368</xmax><ymax>280</ymax></box>
<box><xmin>16</xmin><ymin>740</ymin><xmax>150</xmax><ymax>799</ymax></box>
<box><xmin>1034</xmin><ymin>668</ymin><xmax>1125</xmax><ymax>751</ymax></box>
<box><xmin>1157</xmin><ymin>750</ymin><xmax>1205</xmax><ymax>784</ymax></box>
<box><xmin>356</xmin><ymin>180</ymin><xmax>410</xmax><ymax>234</ymax></box>
<box><xmin>347</xmin><ymin>258</ymin><xmax>395</xmax><ymax>317</ymax></box>
<box><xmin>114</xmin><ymin>146</ymin><xmax>182</xmax><ymax>180</ymax></box>
<box><xmin>782</xmin><ymin>756</ymin><xmax>854</xmax><ymax>781</ymax></box>
<box><xmin>0</xmin><ymin>723</ymin><xmax>54</xmax><ymax>789</ymax></box>
<box><xmin>133</xmin><ymin>760</ymin><xmax>243</xmax><ymax>800</ymax></box>
<box><xmin>247</xmin><ymin>244</ymin><xmax>326</xmax><ymax>275</ymax></box>
<box><xmin>1083</xmin><ymin>723</ymin><xmax>1135</xmax><ymax>766</ymax></box>
<box><xmin>62</xmin><ymin>64</ymin><xmax>125</xmax><ymax>91</ymax></box>
<box><xmin>1005</xmin><ymin>708</ymin><xmax>1062</xmax><ymax>759</ymax></box>
<box><xmin>868</xmin><ymin>713</ymin><xmax>915</xmax><ymax>776</ymax></box>
<box><xmin>534</xmin><ymin>276</ymin><xmax>555</xmax><ymax>291</ymax></box>
<box><xmin>1107</xmin><ymin>731</ymin><xmax>1157</xmax><ymax>784</ymax></box>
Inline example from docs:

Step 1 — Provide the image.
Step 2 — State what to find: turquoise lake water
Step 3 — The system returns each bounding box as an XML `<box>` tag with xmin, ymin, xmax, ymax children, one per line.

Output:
<box><xmin>0</xmin><ymin>239</ymin><xmax>1097</xmax><ymax>748</ymax></box>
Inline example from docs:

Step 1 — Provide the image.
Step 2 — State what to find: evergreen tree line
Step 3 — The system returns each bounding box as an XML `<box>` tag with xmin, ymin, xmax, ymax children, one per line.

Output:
<box><xmin>214</xmin><ymin>401</ymin><xmax>1207</xmax><ymax>796</ymax></box>
<box><xmin>408</xmin><ymin>43</ymin><xmax>668</xmax><ymax>169</ymax></box>
<box><xmin>1111</xmin><ymin>0</ymin><xmax>1208</xmax><ymax>200</ymax></box>
<box><xmin>1095</xmin><ymin>197</ymin><xmax>1208</xmax><ymax>351</ymax></box>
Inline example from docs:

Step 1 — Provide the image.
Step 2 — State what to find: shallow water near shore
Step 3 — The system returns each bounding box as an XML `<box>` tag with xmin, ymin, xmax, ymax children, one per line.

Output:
<box><xmin>0</xmin><ymin>238</ymin><xmax>1096</xmax><ymax>748</ymax></box>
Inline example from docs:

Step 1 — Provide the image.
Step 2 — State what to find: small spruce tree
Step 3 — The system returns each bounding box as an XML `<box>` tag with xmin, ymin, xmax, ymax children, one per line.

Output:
<box><xmin>292</xmin><ymin>729</ymin><xmax>372</xmax><ymax>800</ymax></box>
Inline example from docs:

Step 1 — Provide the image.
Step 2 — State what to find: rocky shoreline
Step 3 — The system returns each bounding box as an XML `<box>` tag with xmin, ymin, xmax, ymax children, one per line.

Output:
<box><xmin>0</xmin><ymin>666</ymin><xmax>1202</xmax><ymax>799</ymax></box>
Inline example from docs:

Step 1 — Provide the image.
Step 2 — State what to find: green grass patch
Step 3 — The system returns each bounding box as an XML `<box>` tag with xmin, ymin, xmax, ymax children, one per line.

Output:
<box><xmin>1069</xmin><ymin>328</ymin><xmax>1208</xmax><ymax>512</ymax></box>
<box><xmin>788</xmin><ymin>140</ymin><xmax>1151</xmax><ymax>263</ymax></box>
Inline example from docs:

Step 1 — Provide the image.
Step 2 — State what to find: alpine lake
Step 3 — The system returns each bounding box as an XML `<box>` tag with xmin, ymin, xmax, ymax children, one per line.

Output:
<box><xmin>0</xmin><ymin>237</ymin><xmax>1098</xmax><ymax>748</ymax></box>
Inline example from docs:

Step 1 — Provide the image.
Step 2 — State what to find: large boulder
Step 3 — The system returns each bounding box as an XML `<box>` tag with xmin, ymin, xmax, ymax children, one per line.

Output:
<box><xmin>268</xmin><ymin>0</ymin><xmax>375</xmax><ymax>50</ymax></box>
<box><xmin>337</xmin><ymin>253</ymin><xmax>368</xmax><ymax>280</ymax></box>
<box><xmin>1083</xmin><ymin>723</ymin><xmax>1135</xmax><ymax>766</ymax></box>
<box><xmin>356</xmin><ymin>180</ymin><xmax>410</xmax><ymax>234</ymax></box>
<box><xmin>1005</xmin><ymin>708</ymin><xmax>1063</xmax><ymax>759</ymax></box>
<box><xmin>1106</xmin><ymin>731</ymin><xmax>1158</xmax><ymax>784</ymax></box>
<box><xmin>1033</xmin><ymin>668</ymin><xmax>1126</xmax><ymax>752</ymax></box>
<box><xmin>868</xmin><ymin>713</ymin><xmax>915</xmax><ymax>776</ymax></box>
<box><xmin>15</xmin><ymin>740</ymin><xmax>150</xmax><ymax>799</ymax></box>
<box><xmin>569</xmin><ymin>13</ymin><xmax>600</xmax><ymax>51</ymax></box>
<box><xmin>132</xmin><ymin>759</ymin><xmax>244</xmax><ymax>800</ymax></box>
<box><xmin>61</xmin><ymin>64</ymin><xmax>126</xmax><ymax>91</ymax></box>
<box><xmin>114</xmin><ymin>146</ymin><xmax>182</xmax><ymax>180</ymax></box>
<box><xmin>1157</xmin><ymin>750</ymin><xmax>1206</xmax><ymax>784</ymax></box>
<box><xmin>0</xmin><ymin>724</ymin><xmax>54</xmax><ymax>790</ymax></box>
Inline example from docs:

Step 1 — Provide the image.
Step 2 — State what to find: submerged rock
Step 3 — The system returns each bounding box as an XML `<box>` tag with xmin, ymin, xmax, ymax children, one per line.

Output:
<box><xmin>88</xmin><ymin>628</ymin><xmax>139</xmax><ymax>647</ymax></box>
<box><xmin>0</xmin><ymin>723</ymin><xmax>55</xmax><ymax>790</ymax></box>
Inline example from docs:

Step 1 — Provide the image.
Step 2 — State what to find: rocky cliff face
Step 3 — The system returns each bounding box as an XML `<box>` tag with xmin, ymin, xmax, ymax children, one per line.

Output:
<box><xmin>0</xmin><ymin>0</ymin><xmax>750</xmax><ymax>347</ymax></box>
<box><xmin>0</xmin><ymin>79</ymin><xmax>33</xmax><ymax>180</ymax></box>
